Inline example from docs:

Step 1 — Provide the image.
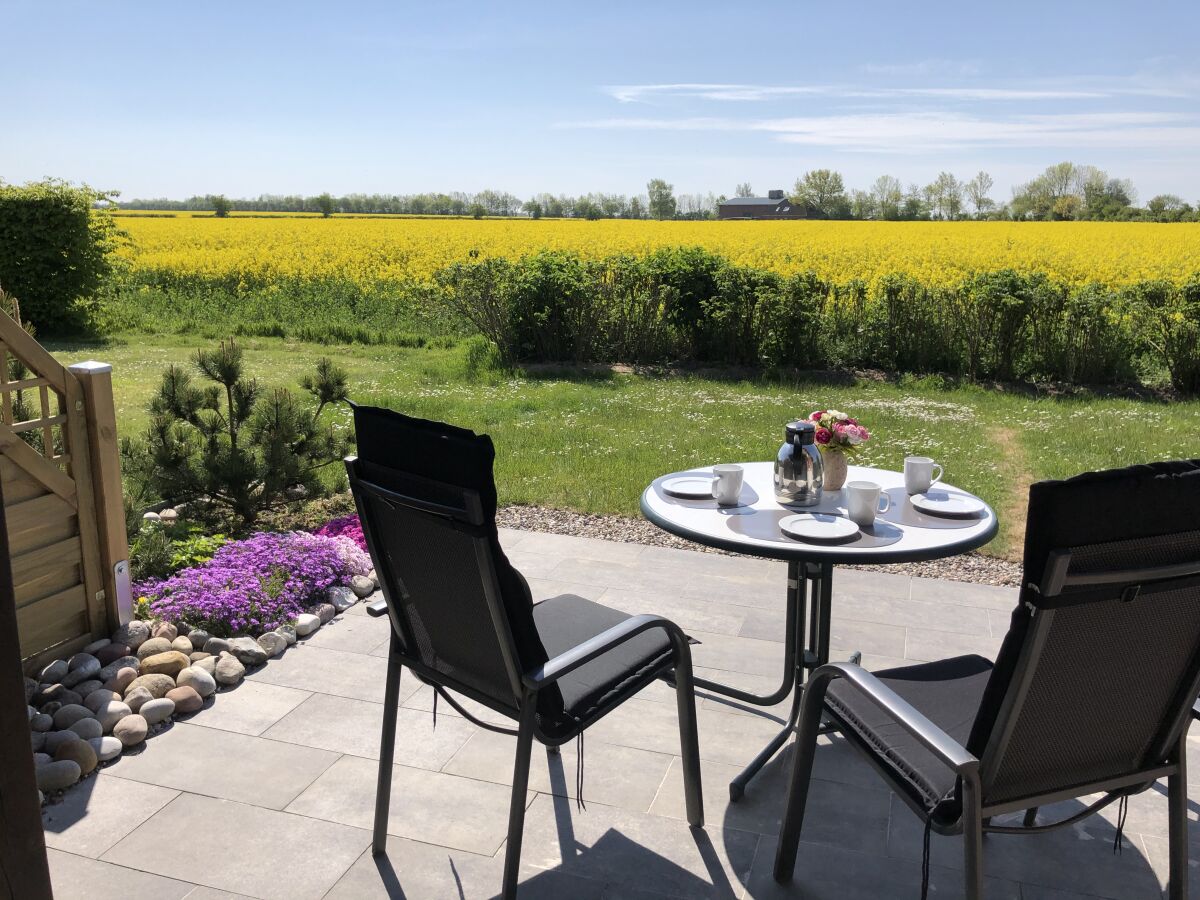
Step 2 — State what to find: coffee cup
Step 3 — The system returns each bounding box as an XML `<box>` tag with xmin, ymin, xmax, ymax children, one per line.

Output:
<box><xmin>904</xmin><ymin>456</ymin><xmax>944</xmax><ymax>495</ymax></box>
<box><xmin>846</xmin><ymin>480</ymin><xmax>890</xmax><ymax>527</ymax></box>
<box><xmin>711</xmin><ymin>464</ymin><xmax>744</xmax><ymax>506</ymax></box>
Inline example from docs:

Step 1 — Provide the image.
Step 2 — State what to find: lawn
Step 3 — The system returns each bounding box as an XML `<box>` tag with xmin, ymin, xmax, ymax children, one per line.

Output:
<box><xmin>49</xmin><ymin>333</ymin><xmax>1200</xmax><ymax>560</ymax></box>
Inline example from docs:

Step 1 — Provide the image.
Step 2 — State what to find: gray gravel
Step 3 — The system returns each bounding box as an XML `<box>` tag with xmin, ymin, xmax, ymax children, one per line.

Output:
<box><xmin>497</xmin><ymin>504</ymin><xmax>1021</xmax><ymax>587</ymax></box>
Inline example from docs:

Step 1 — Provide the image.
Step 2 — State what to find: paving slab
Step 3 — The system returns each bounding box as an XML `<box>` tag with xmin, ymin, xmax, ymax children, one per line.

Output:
<box><xmin>245</xmin><ymin>642</ymin><xmax>421</xmax><ymax>704</ymax></box>
<box><xmin>263</xmin><ymin>691</ymin><xmax>474</xmax><ymax>767</ymax></box>
<box><xmin>42</xmin><ymin>773</ymin><xmax>179</xmax><ymax>858</ymax></box>
<box><xmin>186</xmin><ymin>680</ymin><xmax>313</xmax><ymax>736</ymax></box>
<box><xmin>48</xmin><ymin>848</ymin><xmax>195</xmax><ymax>900</ymax></box>
<box><xmin>102</xmin><ymin>793</ymin><xmax>370</xmax><ymax>900</ymax></box>
<box><xmin>286</xmin><ymin>753</ymin><xmax>528</xmax><ymax>855</ymax></box>
<box><xmin>296</xmin><ymin>611</ymin><xmax>391</xmax><ymax>652</ymax></box>
<box><xmin>103</xmin><ymin>722</ymin><xmax>338</xmax><ymax>809</ymax></box>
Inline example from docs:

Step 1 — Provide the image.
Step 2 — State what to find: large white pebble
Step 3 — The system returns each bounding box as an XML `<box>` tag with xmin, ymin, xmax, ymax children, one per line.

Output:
<box><xmin>139</xmin><ymin>697</ymin><xmax>175</xmax><ymax>725</ymax></box>
<box><xmin>176</xmin><ymin>666</ymin><xmax>216</xmax><ymax>698</ymax></box>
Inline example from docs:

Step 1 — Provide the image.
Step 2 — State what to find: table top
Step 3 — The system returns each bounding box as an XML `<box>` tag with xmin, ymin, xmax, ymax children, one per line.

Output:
<box><xmin>640</xmin><ymin>461</ymin><xmax>999</xmax><ymax>564</ymax></box>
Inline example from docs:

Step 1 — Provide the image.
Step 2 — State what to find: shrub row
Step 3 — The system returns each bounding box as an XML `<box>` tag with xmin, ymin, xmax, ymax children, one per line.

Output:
<box><xmin>435</xmin><ymin>248</ymin><xmax>1200</xmax><ymax>391</ymax></box>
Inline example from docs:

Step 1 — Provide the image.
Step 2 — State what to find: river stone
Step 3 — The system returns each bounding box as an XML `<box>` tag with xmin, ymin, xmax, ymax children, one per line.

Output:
<box><xmin>71</xmin><ymin>679</ymin><xmax>102</xmax><ymax>699</ymax></box>
<box><xmin>257</xmin><ymin>632</ymin><xmax>286</xmax><ymax>658</ymax></box>
<box><xmin>61</xmin><ymin>655</ymin><xmax>101</xmax><ymax>687</ymax></box>
<box><xmin>89</xmin><ymin>735</ymin><xmax>123</xmax><ymax>762</ymax></box>
<box><xmin>112</xmin><ymin>620</ymin><xmax>150</xmax><ymax>651</ymax></box>
<box><xmin>52</xmin><ymin>704</ymin><xmax>95</xmax><ymax>730</ymax></box>
<box><xmin>203</xmin><ymin>637</ymin><xmax>231</xmax><ymax>655</ymax></box>
<box><xmin>349</xmin><ymin>575</ymin><xmax>375</xmax><ymax>599</ymax></box>
<box><xmin>68</xmin><ymin>717</ymin><xmax>103</xmax><ymax>741</ymax></box>
<box><xmin>98</xmin><ymin>657</ymin><xmax>140</xmax><ymax>682</ymax></box>
<box><xmin>176</xmin><ymin>666</ymin><xmax>216</xmax><ymax>698</ymax></box>
<box><xmin>191</xmin><ymin>656</ymin><xmax>217</xmax><ymax>676</ymax></box>
<box><xmin>151</xmin><ymin>621</ymin><xmax>178</xmax><ymax>642</ymax></box>
<box><xmin>275</xmin><ymin>624</ymin><xmax>297</xmax><ymax>646</ymax></box>
<box><xmin>124</xmin><ymin>687</ymin><xmax>154</xmax><ymax>713</ymax></box>
<box><xmin>214</xmin><ymin>654</ymin><xmax>245</xmax><ymax>686</ymax></box>
<box><xmin>368</xmin><ymin>568</ymin><xmax>379</xmax><ymax>588</ymax></box>
<box><xmin>33</xmin><ymin>683</ymin><xmax>82</xmax><ymax>708</ymax></box>
<box><xmin>41</xmin><ymin>701</ymin><xmax>63</xmax><ymax>716</ymax></box>
<box><xmin>187</xmin><ymin>629</ymin><xmax>212</xmax><ymax>649</ymax></box>
<box><xmin>31</xmin><ymin>731</ymin><xmax>46</xmax><ymax>752</ymax></box>
<box><xmin>44</xmin><ymin>731</ymin><xmax>83</xmax><ymax>754</ymax></box>
<box><xmin>328</xmin><ymin>586</ymin><xmax>358</xmax><ymax>611</ymax></box>
<box><xmin>113</xmin><ymin>714</ymin><xmax>148</xmax><ymax>747</ymax></box>
<box><xmin>96</xmin><ymin>642</ymin><xmax>132</xmax><ymax>667</ymax></box>
<box><xmin>170</xmin><ymin>635</ymin><xmax>194</xmax><ymax>654</ymax></box>
<box><xmin>139</xmin><ymin>697</ymin><xmax>175</xmax><ymax>725</ymax></box>
<box><xmin>85</xmin><ymin>688</ymin><xmax>120</xmax><ymax>712</ymax></box>
<box><xmin>83</xmin><ymin>637</ymin><xmax>112</xmax><ymax>655</ymax></box>
<box><xmin>189</xmin><ymin>651</ymin><xmax>211</xmax><ymax>664</ymax></box>
<box><xmin>166</xmin><ymin>686</ymin><xmax>203</xmax><ymax>714</ymax></box>
<box><xmin>136</xmin><ymin>637</ymin><xmax>173</xmax><ymax>660</ymax></box>
<box><xmin>39</xmin><ymin>659</ymin><xmax>69</xmax><ymax>684</ymax></box>
<box><xmin>36</xmin><ymin>760</ymin><xmax>81</xmax><ymax>792</ymax></box>
<box><xmin>34</xmin><ymin>753</ymin><xmax>52</xmax><ymax>766</ymax></box>
<box><xmin>126</xmin><ymin>674</ymin><xmax>175</xmax><ymax>700</ymax></box>
<box><xmin>140</xmin><ymin>650</ymin><xmax>190</xmax><ymax>678</ymax></box>
<box><xmin>30</xmin><ymin>712</ymin><xmax>53</xmax><ymax>732</ymax></box>
<box><xmin>25</xmin><ymin>676</ymin><xmax>38</xmax><ymax>703</ymax></box>
<box><xmin>294</xmin><ymin>613</ymin><xmax>320</xmax><ymax>636</ymax></box>
<box><xmin>227</xmin><ymin>637</ymin><xmax>268</xmax><ymax>667</ymax></box>
<box><xmin>55</xmin><ymin>739</ymin><xmax>98</xmax><ymax>777</ymax></box>
<box><xmin>104</xmin><ymin>667</ymin><xmax>138</xmax><ymax>696</ymax></box>
<box><xmin>314</xmin><ymin>603</ymin><xmax>336</xmax><ymax>624</ymax></box>
<box><xmin>94</xmin><ymin>700</ymin><xmax>132</xmax><ymax>732</ymax></box>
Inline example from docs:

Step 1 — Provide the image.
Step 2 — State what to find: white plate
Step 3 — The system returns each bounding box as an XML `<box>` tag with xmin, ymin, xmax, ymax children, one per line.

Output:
<box><xmin>911</xmin><ymin>490</ymin><xmax>986</xmax><ymax>517</ymax></box>
<box><xmin>662</xmin><ymin>475</ymin><xmax>713</xmax><ymax>499</ymax></box>
<box><xmin>779</xmin><ymin>513</ymin><xmax>860</xmax><ymax>542</ymax></box>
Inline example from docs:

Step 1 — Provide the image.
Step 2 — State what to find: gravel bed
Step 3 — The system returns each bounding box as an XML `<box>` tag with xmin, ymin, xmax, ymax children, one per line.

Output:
<box><xmin>497</xmin><ymin>505</ymin><xmax>1021</xmax><ymax>587</ymax></box>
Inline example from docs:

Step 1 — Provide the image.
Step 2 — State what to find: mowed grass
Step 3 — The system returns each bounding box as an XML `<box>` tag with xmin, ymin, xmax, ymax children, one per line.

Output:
<box><xmin>48</xmin><ymin>333</ymin><xmax>1200</xmax><ymax>560</ymax></box>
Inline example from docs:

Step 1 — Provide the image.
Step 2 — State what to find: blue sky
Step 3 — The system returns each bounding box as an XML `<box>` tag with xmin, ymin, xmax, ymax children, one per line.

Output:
<box><xmin>2</xmin><ymin>0</ymin><xmax>1198</xmax><ymax>202</ymax></box>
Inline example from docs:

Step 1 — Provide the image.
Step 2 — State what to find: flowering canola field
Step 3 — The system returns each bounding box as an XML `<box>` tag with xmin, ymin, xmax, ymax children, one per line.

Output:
<box><xmin>117</xmin><ymin>216</ymin><xmax>1200</xmax><ymax>290</ymax></box>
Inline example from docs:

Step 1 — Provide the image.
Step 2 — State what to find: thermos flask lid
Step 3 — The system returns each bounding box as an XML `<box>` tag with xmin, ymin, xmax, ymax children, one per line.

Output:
<box><xmin>785</xmin><ymin>421</ymin><xmax>816</xmax><ymax>445</ymax></box>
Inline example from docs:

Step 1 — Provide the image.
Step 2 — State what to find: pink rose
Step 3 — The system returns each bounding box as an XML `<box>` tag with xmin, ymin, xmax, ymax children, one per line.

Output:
<box><xmin>809</xmin><ymin>411</ymin><xmax>824</xmax><ymax>422</ymax></box>
<box><xmin>815</xmin><ymin>428</ymin><xmax>831</xmax><ymax>444</ymax></box>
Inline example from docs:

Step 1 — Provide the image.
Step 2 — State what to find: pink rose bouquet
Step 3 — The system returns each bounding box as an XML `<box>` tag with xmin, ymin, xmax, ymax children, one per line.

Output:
<box><xmin>808</xmin><ymin>410</ymin><xmax>871</xmax><ymax>455</ymax></box>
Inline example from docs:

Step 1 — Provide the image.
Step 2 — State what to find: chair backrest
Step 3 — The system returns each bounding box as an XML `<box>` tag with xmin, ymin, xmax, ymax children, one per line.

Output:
<box><xmin>346</xmin><ymin>404</ymin><xmax>549</xmax><ymax>714</ymax></box>
<box><xmin>967</xmin><ymin>460</ymin><xmax>1200</xmax><ymax>807</ymax></box>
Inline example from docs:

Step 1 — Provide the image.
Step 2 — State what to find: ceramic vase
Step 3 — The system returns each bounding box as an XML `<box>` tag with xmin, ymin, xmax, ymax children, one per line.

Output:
<box><xmin>822</xmin><ymin>450</ymin><xmax>848</xmax><ymax>492</ymax></box>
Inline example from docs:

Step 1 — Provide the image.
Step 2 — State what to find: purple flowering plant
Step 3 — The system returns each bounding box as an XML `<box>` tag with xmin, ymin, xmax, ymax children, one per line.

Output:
<box><xmin>313</xmin><ymin>514</ymin><xmax>366</xmax><ymax>551</ymax></box>
<box><xmin>135</xmin><ymin>531</ymin><xmax>350</xmax><ymax>636</ymax></box>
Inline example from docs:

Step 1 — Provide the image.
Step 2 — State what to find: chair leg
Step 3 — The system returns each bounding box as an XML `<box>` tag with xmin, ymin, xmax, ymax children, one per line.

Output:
<box><xmin>1168</xmin><ymin>732</ymin><xmax>1189</xmax><ymax>900</ymax></box>
<box><xmin>673</xmin><ymin>658</ymin><xmax>704</xmax><ymax>828</ymax></box>
<box><xmin>1022</xmin><ymin>807</ymin><xmax>1038</xmax><ymax>828</ymax></box>
<box><xmin>372</xmin><ymin>643</ymin><xmax>403</xmax><ymax>856</ymax></box>
<box><xmin>773</xmin><ymin>670</ymin><xmax>832</xmax><ymax>882</ymax></box>
<box><xmin>962</xmin><ymin>777</ymin><xmax>984</xmax><ymax>900</ymax></box>
<box><xmin>501</xmin><ymin>698</ymin><xmax>537</xmax><ymax>900</ymax></box>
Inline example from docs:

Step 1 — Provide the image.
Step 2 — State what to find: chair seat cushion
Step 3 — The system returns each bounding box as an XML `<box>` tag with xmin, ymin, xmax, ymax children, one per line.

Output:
<box><xmin>824</xmin><ymin>655</ymin><xmax>993</xmax><ymax>818</ymax></box>
<box><xmin>532</xmin><ymin>594</ymin><xmax>675</xmax><ymax>740</ymax></box>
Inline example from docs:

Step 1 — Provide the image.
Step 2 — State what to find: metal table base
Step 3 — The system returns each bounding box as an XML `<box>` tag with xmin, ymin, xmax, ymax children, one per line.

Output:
<box><xmin>691</xmin><ymin>559</ymin><xmax>848</xmax><ymax>802</ymax></box>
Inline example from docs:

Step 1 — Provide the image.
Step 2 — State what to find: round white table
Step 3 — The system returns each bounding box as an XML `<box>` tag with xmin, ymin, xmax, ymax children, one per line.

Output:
<box><xmin>640</xmin><ymin>461</ymin><xmax>998</xmax><ymax>800</ymax></box>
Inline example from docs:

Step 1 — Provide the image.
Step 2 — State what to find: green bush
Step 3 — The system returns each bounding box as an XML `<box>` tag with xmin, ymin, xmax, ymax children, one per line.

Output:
<box><xmin>0</xmin><ymin>179</ymin><xmax>121</xmax><ymax>331</ymax></box>
<box><xmin>1134</xmin><ymin>277</ymin><xmax>1200</xmax><ymax>393</ymax></box>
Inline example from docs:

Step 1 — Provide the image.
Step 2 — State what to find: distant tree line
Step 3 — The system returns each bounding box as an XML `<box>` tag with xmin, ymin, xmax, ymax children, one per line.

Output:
<box><xmin>119</xmin><ymin>163</ymin><xmax>1200</xmax><ymax>223</ymax></box>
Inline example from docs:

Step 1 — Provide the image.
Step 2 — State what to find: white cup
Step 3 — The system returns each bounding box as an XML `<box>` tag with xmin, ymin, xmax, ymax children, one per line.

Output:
<box><xmin>711</xmin><ymin>464</ymin><xmax>744</xmax><ymax>506</ymax></box>
<box><xmin>846</xmin><ymin>480</ymin><xmax>891</xmax><ymax>527</ymax></box>
<box><xmin>904</xmin><ymin>456</ymin><xmax>944</xmax><ymax>495</ymax></box>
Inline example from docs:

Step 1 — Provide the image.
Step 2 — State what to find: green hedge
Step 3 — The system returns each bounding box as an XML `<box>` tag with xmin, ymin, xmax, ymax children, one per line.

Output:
<box><xmin>436</xmin><ymin>247</ymin><xmax>1200</xmax><ymax>391</ymax></box>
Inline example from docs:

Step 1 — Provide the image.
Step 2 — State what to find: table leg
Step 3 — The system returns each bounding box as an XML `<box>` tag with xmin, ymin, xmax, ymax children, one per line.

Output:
<box><xmin>727</xmin><ymin>562</ymin><xmax>839</xmax><ymax>802</ymax></box>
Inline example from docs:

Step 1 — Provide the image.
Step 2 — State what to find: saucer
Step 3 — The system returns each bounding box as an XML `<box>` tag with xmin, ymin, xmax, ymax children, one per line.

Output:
<box><xmin>779</xmin><ymin>513</ymin><xmax>860</xmax><ymax>542</ymax></box>
<box><xmin>662</xmin><ymin>476</ymin><xmax>713</xmax><ymax>499</ymax></box>
<box><xmin>911</xmin><ymin>490</ymin><xmax>986</xmax><ymax>517</ymax></box>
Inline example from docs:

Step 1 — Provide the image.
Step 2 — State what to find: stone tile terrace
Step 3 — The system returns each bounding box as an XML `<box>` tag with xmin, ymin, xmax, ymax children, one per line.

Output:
<box><xmin>41</xmin><ymin>530</ymin><xmax>1192</xmax><ymax>899</ymax></box>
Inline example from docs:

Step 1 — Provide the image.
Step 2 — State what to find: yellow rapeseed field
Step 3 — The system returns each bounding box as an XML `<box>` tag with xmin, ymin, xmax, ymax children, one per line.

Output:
<box><xmin>116</xmin><ymin>215</ymin><xmax>1200</xmax><ymax>289</ymax></box>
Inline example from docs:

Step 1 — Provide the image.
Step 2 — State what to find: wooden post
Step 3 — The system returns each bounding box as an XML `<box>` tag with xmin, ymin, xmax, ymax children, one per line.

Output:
<box><xmin>0</xmin><ymin>479</ymin><xmax>54</xmax><ymax>899</ymax></box>
<box><xmin>67</xmin><ymin>361</ymin><xmax>131</xmax><ymax>628</ymax></box>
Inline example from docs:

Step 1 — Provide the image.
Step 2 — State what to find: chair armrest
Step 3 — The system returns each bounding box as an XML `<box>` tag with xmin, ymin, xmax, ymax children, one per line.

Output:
<box><xmin>811</xmin><ymin>661</ymin><xmax>980</xmax><ymax>774</ymax></box>
<box><xmin>522</xmin><ymin>614</ymin><xmax>687</xmax><ymax>691</ymax></box>
<box><xmin>366</xmin><ymin>599</ymin><xmax>389</xmax><ymax>618</ymax></box>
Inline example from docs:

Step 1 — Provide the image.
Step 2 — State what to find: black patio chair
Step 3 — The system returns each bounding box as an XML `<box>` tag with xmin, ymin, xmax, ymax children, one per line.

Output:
<box><xmin>344</xmin><ymin>403</ymin><xmax>703</xmax><ymax>900</ymax></box>
<box><xmin>774</xmin><ymin>459</ymin><xmax>1200</xmax><ymax>899</ymax></box>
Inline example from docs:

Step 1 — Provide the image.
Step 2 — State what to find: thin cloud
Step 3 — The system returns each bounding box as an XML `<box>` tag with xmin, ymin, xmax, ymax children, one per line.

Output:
<box><xmin>862</xmin><ymin>59</ymin><xmax>982</xmax><ymax>77</ymax></box>
<box><xmin>605</xmin><ymin>82</ymin><xmax>1117</xmax><ymax>103</ymax></box>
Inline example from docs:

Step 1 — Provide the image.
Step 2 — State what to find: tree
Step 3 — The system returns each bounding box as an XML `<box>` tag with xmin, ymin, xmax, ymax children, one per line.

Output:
<box><xmin>137</xmin><ymin>339</ymin><xmax>351</xmax><ymax>526</ymax></box>
<box><xmin>793</xmin><ymin>169</ymin><xmax>849</xmax><ymax>218</ymax></box>
<box><xmin>522</xmin><ymin>200</ymin><xmax>542</xmax><ymax>219</ymax></box>
<box><xmin>870</xmin><ymin>175</ymin><xmax>903</xmax><ymax>219</ymax></box>
<box><xmin>849</xmin><ymin>189</ymin><xmax>875</xmax><ymax>220</ymax></box>
<box><xmin>735</xmin><ymin>182</ymin><xmax>754</xmax><ymax>198</ymax></box>
<box><xmin>627</xmin><ymin>196</ymin><xmax>646</xmax><ymax>219</ymax></box>
<box><xmin>314</xmin><ymin>192</ymin><xmax>335</xmax><ymax>217</ymax></box>
<box><xmin>211</xmin><ymin>194</ymin><xmax>231</xmax><ymax>217</ymax></box>
<box><xmin>925</xmin><ymin>172</ymin><xmax>964</xmax><ymax>219</ymax></box>
<box><xmin>964</xmin><ymin>171</ymin><xmax>995</xmax><ymax>216</ymax></box>
<box><xmin>469</xmin><ymin>203</ymin><xmax>486</xmax><ymax>219</ymax></box>
<box><xmin>647</xmin><ymin>179</ymin><xmax>677</xmax><ymax>219</ymax></box>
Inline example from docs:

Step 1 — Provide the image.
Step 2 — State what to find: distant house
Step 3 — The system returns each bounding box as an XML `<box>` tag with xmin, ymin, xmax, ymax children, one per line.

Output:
<box><xmin>717</xmin><ymin>189</ymin><xmax>808</xmax><ymax>220</ymax></box>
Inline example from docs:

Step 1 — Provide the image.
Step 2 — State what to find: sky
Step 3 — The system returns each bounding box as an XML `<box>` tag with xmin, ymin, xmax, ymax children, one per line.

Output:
<box><xmin>2</xmin><ymin>0</ymin><xmax>1198</xmax><ymax>203</ymax></box>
